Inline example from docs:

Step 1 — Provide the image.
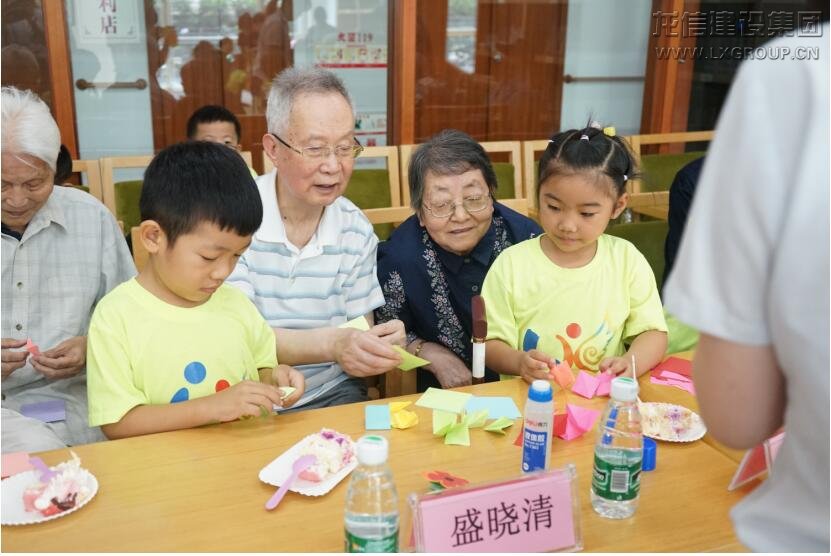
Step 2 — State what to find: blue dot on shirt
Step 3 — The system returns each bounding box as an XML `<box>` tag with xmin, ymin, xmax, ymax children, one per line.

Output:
<box><xmin>184</xmin><ymin>362</ymin><xmax>207</xmax><ymax>384</ymax></box>
<box><xmin>170</xmin><ymin>387</ymin><xmax>189</xmax><ymax>403</ymax></box>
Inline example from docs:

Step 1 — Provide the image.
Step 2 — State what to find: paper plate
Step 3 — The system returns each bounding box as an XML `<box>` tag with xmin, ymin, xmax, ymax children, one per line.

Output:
<box><xmin>639</xmin><ymin>402</ymin><xmax>706</xmax><ymax>442</ymax></box>
<box><xmin>1</xmin><ymin>469</ymin><xmax>98</xmax><ymax>526</ymax></box>
<box><xmin>259</xmin><ymin>433</ymin><xmax>358</xmax><ymax>497</ymax></box>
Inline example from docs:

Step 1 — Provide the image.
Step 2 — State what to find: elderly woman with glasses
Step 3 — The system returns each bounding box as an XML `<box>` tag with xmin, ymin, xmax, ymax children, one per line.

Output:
<box><xmin>227</xmin><ymin>67</ymin><xmax>405</xmax><ymax>410</ymax></box>
<box><xmin>375</xmin><ymin>129</ymin><xmax>542</xmax><ymax>391</ymax></box>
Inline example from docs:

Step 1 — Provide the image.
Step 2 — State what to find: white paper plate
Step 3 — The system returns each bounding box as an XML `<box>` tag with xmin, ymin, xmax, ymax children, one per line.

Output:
<box><xmin>259</xmin><ymin>433</ymin><xmax>357</xmax><ymax>497</ymax></box>
<box><xmin>1</xmin><ymin>469</ymin><xmax>98</xmax><ymax>525</ymax></box>
<box><xmin>639</xmin><ymin>402</ymin><xmax>706</xmax><ymax>442</ymax></box>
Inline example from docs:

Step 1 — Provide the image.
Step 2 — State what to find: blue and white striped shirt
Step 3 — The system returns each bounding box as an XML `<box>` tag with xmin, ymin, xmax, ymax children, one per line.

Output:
<box><xmin>227</xmin><ymin>171</ymin><xmax>385</xmax><ymax>406</ymax></box>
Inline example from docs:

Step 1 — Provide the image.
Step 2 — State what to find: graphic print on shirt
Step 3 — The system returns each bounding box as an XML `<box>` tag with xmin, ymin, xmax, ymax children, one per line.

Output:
<box><xmin>170</xmin><ymin>361</ymin><xmax>232</xmax><ymax>403</ymax></box>
<box><xmin>554</xmin><ymin>318</ymin><xmax>615</xmax><ymax>370</ymax></box>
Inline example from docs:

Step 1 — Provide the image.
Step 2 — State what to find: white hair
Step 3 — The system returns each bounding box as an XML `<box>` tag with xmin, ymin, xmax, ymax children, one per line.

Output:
<box><xmin>265</xmin><ymin>67</ymin><xmax>354</xmax><ymax>135</ymax></box>
<box><xmin>1</xmin><ymin>87</ymin><xmax>60</xmax><ymax>171</ymax></box>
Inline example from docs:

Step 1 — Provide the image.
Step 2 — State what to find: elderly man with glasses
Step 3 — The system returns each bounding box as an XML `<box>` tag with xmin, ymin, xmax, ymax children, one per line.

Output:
<box><xmin>375</xmin><ymin>129</ymin><xmax>542</xmax><ymax>391</ymax></box>
<box><xmin>227</xmin><ymin>67</ymin><xmax>405</xmax><ymax>410</ymax></box>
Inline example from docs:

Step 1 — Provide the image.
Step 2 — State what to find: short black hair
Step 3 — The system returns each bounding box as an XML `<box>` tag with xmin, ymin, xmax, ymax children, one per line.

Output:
<box><xmin>538</xmin><ymin>122</ymin><xmax>638</xmax><ymax>199</ymax></box>
<box><xmin>55</xmin><ymin>144</ymin><xmax>72</xmax><ymax>184</ymax></box>
<box><xmin>140</xmin><ymin>141</ymin><xmax>262</xmax><ymax>245</ymax></box>
<box><xmin>408</xmin><ymin>129</ymin><xmax>497</xmax><ymax>211</ymax></box>
<box><xmin>186</xmin><ymin>105</ymin><xmax>242</xmax><ymax>142</ymax></box>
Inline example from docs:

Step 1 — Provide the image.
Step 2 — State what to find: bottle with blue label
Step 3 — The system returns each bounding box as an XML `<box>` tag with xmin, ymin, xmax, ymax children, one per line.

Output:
<box><xmin>521</xmin><ymin>380</ymin><xmax>554</xmax><ymax>473</ymax></box>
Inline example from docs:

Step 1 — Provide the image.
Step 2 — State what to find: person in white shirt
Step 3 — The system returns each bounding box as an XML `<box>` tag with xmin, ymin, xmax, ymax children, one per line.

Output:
<box><xmin>1</xmin><ymin>87</ymin><xmax>135</xmax><ymax>452</ymax></box>
<box><xmin>664</xmin><ymin>30</ymin><xmax>829</xmax><ymax>552</ymax></box>
<box><xmin>227</xmin><ymin>67</ymin><xmax>405</xmax><ymax>410</ymax></box>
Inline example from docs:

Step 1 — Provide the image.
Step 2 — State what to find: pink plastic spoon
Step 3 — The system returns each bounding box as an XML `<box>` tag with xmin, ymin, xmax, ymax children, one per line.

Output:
<box><xmin>265</xmin><ymin>454</ymin><xmax>317</xmax><ymax>510</ymax></box>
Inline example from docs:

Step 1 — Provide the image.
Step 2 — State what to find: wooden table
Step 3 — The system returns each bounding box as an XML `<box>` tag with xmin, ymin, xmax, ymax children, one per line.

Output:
<box><xmin>2</xmin><ymin>377</ymin><xmax>751</xmax><ymax>552</ymax></box>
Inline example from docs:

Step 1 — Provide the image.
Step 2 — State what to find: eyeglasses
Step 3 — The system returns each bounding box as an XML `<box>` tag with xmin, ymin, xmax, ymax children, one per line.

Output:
<box><xmin>270</xmin><ymin>133</ymin><xmax>364</xmax><ymax>160</ymax></box>
<box><xmin>422</xmin><ymin>195</ymin><xmax>492</xmax><ymax>218</ymax></box>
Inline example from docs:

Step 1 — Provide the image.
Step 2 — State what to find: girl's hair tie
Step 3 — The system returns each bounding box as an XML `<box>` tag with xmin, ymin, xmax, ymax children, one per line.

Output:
<box><xmin>580</xmin><ymin>134</ymin><xmax>590</xmax><ymax>141</ymax></box>
<box><xmin>603</xmin><ymin>126</ymin><xmax>616</xmax><ymax>137</ymax></box>
<box><xmin>623</xmin><ymin>174</ymin><xmax>628</xmax><ymax>182</ymax></box>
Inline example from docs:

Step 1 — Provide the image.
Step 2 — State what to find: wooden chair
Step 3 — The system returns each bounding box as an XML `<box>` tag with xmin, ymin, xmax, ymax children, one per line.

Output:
<box><xmin>130</xmin><ymin>226</ymin><xmax>149</xmax><ymax>272</ymax></box>
<box><xmin>70</xmin><ymin>159</ymin><xmax>104</xmax><ymax>204</ymax></box>
<box><xmin>400</xmin><ymin>140</ymin><xmax>528</xmax><ymax>216</ymax></box>
<box><xmin>100</xmin><ymin>151</ymin><xmax>255</xmax><ymax>225</ymax></box>
<box><xmin>382</xmin><ymin>366</ymin><xmax>417</xmax><ymax>398</ymax></box>
<box><xmin>625</xmin><ymin>131</ymin><xmax>713</xmax><ymax>194</ymax></box>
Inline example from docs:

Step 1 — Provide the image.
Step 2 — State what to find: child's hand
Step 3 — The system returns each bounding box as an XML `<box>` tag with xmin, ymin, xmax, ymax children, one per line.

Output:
<box><xmin>211</xmin><ymin>380</ymin><xmax>283</xmax><ymax>422</ymax></box>
<box><xmin>520</xmin><ymin>350</ymin><xmax>555</xmax><ymax>384</ymax></box>
<box><xmin>599</xmin><ymin>356</ymin><xmax>631</xmax><ymax>376</ymax></box>
<box><xmin>273</xmin><ymin>364</ymin><xmax>305</xmax><ymax>408</ymax></box>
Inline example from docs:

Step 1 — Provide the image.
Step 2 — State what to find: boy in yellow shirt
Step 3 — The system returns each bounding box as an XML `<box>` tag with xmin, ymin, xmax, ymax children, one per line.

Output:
<box><xmin>87</xmin><ymin>141</ymin><xmax>304</xmax><ymax>439</ymax></box>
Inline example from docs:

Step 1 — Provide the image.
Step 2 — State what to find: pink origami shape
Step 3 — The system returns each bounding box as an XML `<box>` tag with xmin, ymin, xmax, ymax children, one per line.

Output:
<box><xmin>654</xmin><ymin>370</ymin><xmax>691</xmax><ymax>382</ymax></box>
<box><xmin>595</xmin><ymin>372</ymin><xmax>613</xmax><ymax>396</ymax></box>
<box><xmin>652</xmin><ymin>356</ymin><xmax>692</xmax><ymax>377</ymax></box>
<box><xmin>553</xmin><ymin>414</ymin><xmax>567</xmax><ymax>437</ymax></box>
<box><xmin>650</xmin><ymin>376</ymin><xmax>696</xmax><ymax>395</ymax></box>
<box><xmin>549</xmin><ymin>360</ymin><xmax>574</xmax><ymax>389</ymax></box>
<box><xmin>555</xmin><ymin>404</ymin><xmax>601</xmax><ymax>441</ymax></box>
<box><xmin>572</xmin><ymin>371</ymin><xmax>600</xmax><ymax>399</ymax></box>
<box><xmin>25</xmin><ymin>338</ymin><xmax>41</xmax><ymax>357</ymax></box>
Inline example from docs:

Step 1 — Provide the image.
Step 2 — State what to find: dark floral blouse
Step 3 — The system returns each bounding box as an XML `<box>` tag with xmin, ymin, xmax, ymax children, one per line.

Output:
<box><xmin>375</xmin><ymin>202</ymin><xmax>541</xmax><ymax>391</ymax></box>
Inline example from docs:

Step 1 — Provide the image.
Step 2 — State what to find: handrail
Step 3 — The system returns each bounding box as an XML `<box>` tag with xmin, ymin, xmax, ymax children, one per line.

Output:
<box><xmin>563</xmin><ymin>74</ymin><xmax>644</xmax><ymax>84</ymax></box>
<box><xmin>76</xmin><ymin>78</ymin><xmax>147</xmax><ymax>90</ymax></box>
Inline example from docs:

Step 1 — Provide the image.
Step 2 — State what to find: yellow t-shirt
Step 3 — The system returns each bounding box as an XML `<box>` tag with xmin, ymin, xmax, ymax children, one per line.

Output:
<box><xmin>482</xmin><ymin>235</ymin><xmax>667</xmax><ymax>372</ymax></box>
<box><xmin>87</xmin><ymin>279</ymin><xmax>277</xmax><ymax>427</ymax></box>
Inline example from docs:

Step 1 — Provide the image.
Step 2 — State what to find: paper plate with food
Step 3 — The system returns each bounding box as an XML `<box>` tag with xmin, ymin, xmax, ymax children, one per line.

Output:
<box><xmin>259</xmin><ymin>428</ymin><xmax>358</xmax><ymax>496</ymax></box>
<box><xmin>639</xmin><ymin>402</ymin><xmax>706</xmax><ymax>442</ymax></box>
<box><xmin>2</xmin><ymin>452</ymin><xmax>98</xmax><ymax>525</ymax></box>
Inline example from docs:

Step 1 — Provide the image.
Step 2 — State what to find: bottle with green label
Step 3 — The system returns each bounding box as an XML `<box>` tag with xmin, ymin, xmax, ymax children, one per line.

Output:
<box><xmin>345</xmin><ymin>435</ymin><xmax>399</xmax><ymax>552</ymax></box>
<box><xmin>590</xmin><ymin>376</ymin><xmax>643</xmax><ymax>519</ymax></box>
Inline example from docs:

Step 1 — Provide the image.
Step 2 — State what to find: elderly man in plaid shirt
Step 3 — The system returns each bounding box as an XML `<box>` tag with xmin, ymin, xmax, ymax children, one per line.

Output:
<box><xmin>1</xmin><ymin>87</ymin><xmax>135</xmax><ymax>452</ymax></box>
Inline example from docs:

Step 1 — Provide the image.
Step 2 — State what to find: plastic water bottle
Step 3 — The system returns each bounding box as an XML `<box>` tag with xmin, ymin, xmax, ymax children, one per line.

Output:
<box><xmin>591</xmin><ymin>376</ymin><xmax>643</xmax><ymax>519</ymax></box>
<box><xmin>344</xmin><ymin>435</ymin><xmax>399</xmax><ymax>552</ymax></box>
<box><xmin>521</xmin><ymin>380</ymin><xmax>554</xmax><ymax>473</ymax></box>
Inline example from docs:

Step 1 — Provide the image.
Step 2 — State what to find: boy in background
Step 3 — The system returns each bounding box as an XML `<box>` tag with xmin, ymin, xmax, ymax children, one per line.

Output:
<box><xmin>86</xmin><ymin>141</ymin><xmax>303</xmax><ymax>439</ymax></box>
<box><xmin>187</xmin><ymin>104</ymin><xmax>258</xmax><ymax>177</ymax></box>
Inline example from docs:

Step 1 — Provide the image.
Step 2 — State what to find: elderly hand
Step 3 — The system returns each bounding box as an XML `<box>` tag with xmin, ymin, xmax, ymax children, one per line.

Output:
<box><xmin>420</xmin><ymin>342</ymin><xmax>472</xmax><ymax>389</ymax></box>
<box><xmin>30</xmin><ymin>336</ymin><xmax>87</xmax><ymax>380</ymax></box>
<box><xmin>334</xmin><ymin>328</ymin><xmax>403</xmax><ymax>377</ymax></box>
<box><xmin>369</xmin><ymin>319</ymin><xmax>406</xmax><ymax>347</ymax></box>
<box><xmin>1</xmin><ymin>338</ymin><xmax>28</xmax><ymax>379</ymax></box>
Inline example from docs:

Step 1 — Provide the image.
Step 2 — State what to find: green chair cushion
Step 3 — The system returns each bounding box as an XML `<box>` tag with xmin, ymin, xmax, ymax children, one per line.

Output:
<box><xmin>640</xmin><ymin>151</ymin><xmax>705</xmax><ymax>192</ymax></box>
<box><xmin>346</xmin><ymin>169</ymin><xmax>393</xmax><ymax>240</ymax></box>
<box><xmin>605</xmin><ymin>220</ymin><xmax>669</xmax><ymax>292</ymax></box>
<box><xmin>492</xmin><ymin>162</ymin><xmax>516</xmax><ymax>199</ymax></box>
<box><xmin>114</xmin><ymin>180</ymin><xmax>144</xmax><ymax>236</ymax></box>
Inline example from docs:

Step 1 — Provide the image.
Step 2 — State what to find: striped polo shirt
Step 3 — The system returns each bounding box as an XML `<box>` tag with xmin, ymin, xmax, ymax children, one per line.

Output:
<box><xmin>226</xmin><ymin>170</ymin><xmax>385</xmax><ymax>406</ymax></box>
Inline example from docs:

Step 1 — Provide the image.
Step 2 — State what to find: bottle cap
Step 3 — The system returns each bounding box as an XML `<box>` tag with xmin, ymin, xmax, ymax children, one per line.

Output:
<box><xmin>356</xmin><ymin>435</ymin><xmax>389</xmax><ymax>466</ymax></box>
<box><xmin>642</xmin><ymin>437</ymin><xmax>657</xmax><ymax>471</ymax></box>
<box><xmin>610</xmin><ymin>376</ymin><xmax>639</xmax><ymax>402</ymax></box>
<box><xmin>528</xmin><ymin>380</ymin><xmax>553</xmax><ymax>403</ymax></box>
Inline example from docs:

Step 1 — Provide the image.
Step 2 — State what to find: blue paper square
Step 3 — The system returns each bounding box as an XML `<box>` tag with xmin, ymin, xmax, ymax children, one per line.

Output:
<box><xmin>365</xmin><ymin>405</ymin><xmax>391</xmax><ymax>430</ymax></box>
<box><xmin>464</xmin><ymin>396</ymin><xmax>521</xmax><ymax>420</ymax></box>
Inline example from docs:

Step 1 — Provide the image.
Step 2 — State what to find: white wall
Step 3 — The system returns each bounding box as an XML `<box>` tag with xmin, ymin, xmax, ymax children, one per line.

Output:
<box><xmin>560</xmin><ymin>0</ymin><xmax>652</xmax><ymax>135</ymax></box>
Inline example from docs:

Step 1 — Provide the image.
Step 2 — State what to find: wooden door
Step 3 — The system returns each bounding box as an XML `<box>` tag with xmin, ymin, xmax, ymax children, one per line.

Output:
<box><xmin>415</xmin><ymin>0</ymin><xmax>568</xmax><ymax>142</ymax></box>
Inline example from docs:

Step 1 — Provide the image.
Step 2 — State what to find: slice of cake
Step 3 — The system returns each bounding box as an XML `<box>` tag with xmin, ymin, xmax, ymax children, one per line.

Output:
<box><xmin>22</xmin><ymin>452</ymin><xmax>92</xmax><ymax>517</ymax></box>
<box><xmin>297</xmin><ymin>429</ymin><xmax>356</xmax><ymax>482</ymax></box>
